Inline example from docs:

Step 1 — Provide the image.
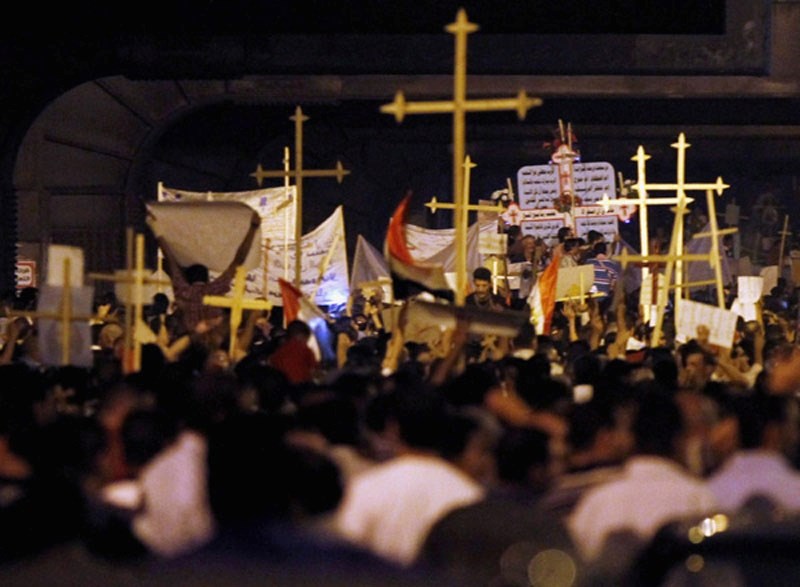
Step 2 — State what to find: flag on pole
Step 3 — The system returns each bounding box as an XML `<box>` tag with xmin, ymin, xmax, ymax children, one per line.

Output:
<box><xmin>278</xmin><ymin>278</ymin><xmax>334</xmax><ymax>364</ymax></box>
<box><xmin>528</xmin><ymin>252</ymin><xmax>561</xmax><ymax>335</ymax></box>
<box><xmin>384</xmin><ymin>195</ymin><xmax>454</xmax><ymax>302</ymax></box>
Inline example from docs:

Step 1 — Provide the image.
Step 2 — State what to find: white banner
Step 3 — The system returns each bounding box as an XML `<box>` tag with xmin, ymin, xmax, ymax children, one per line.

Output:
<box><xmin>517</xmin><ymin>161</ymin><xmax>616</xmax><ymax>210</ymax></box>
<box><xmin>404</xmin><ymin>220</ymin><xmax>497</xmax><ymax>272</ymax></box>
<box><xmin>158</xmin><ymin>184</ymin><xmax>296</xmax><ymax>246</ymax></box>
<box><xmin>155</xmin><ymin>184</ymin><xmax>347</xmax><ymax>306</ymax></box>
<box><xmin>261</xmin><ymin>205</ymin><xmax>349</xmax><ymax>307</ymax></box>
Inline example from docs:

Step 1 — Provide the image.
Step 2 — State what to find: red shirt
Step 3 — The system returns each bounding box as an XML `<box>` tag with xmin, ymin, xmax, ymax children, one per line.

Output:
<box><xmin>268</xmin><ymin>337</ymin><xmax>318</xmax><ymax>384</ymax></box>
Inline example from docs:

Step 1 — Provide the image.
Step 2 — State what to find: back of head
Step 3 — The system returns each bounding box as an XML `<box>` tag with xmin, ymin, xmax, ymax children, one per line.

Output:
<box><xmin>184</xmin><ymin>264</ymin><xmax>209</xmax><ymax>284</ymax></box>
<box><xmin>733</xmin><ymin>392</ymin><xmax>791</xmax><ymax>450</ymax></box>
<box><xmin>567</xmin><ymin>399</ymin><xmax>615</xmax><ymax>453</ymax></box>
<box><xmin>494</xmin><ymin>426</ymin><xmax>550</xmax><ymax>485</ymax></box>
<box><xmin>388</xmin><ymin>384</ymin><xmax>448</xmax><ymax>451</ymax></box>
<box><xmin>286</xmin><ymin>319</ymin><xmax>312</xmax><ymax>340</ymax></box>
<box><xmin>633</xmin><ymin>390</ymin><xmax>684</xmax><ymax>458</ymax></box>
<box><xmin>592</xmin><ymin>241</ymin><xmax>608</xmax><ymax>257</ymax></box>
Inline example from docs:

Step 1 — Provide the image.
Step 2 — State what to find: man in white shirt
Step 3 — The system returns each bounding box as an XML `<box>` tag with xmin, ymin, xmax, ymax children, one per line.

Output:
<box><xmin>708</xmin><ymin>392</ymin><xmax>800</xmax><ymax>512</ymax></box>
<box><xmin>567</xmin><ymin>390</ymin><xmax>718</xmax><ymax>564</ymax></box>
<box><xmin>334</xmin><ymin>386</ymin><xmax>484</xmax><ymax>567</ymax></box>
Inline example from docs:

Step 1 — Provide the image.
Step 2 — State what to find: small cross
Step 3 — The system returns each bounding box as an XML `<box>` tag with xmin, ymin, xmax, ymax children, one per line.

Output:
<box><xmin>88</xmin><ymin>230</ymin><xmax>172</xmax><ymax>373</ymax></box>
<box><xmin>203</xmin><ymin>266</ymin><xmax>273</xmax><ymax>360</ymax></box>
<box><xmin>249</xmin><ymin>106</ymin><xmax>350</xmax><ymax>287</ymax></box>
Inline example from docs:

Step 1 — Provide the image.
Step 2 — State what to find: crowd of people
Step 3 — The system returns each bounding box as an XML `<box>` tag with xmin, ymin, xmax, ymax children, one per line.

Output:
<box><xmin>2</xmin><ymin>217</ymin><xmax>800</xmax><ymax>586</ymax></box>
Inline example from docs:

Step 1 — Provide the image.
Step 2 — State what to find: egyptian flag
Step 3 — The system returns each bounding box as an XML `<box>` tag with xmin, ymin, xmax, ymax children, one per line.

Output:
<box><xmin>528</xmin><ymin>251</ymin><xmax>561</xmax><ymax>335</ymax></box>
<box><xmin>384</xmin><ymin>195</ymin><xmax>454</xmax><ymax>302</ymax></box>
<box><xmin>278</xmin><ymin>278</ymin><xmax>335</xmax><ymax>364</ymax></box>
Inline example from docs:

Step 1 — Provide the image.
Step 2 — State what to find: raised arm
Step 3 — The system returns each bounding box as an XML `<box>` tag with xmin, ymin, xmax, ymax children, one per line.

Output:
<box><xmin>146</xmin><ymin>214</ymin><xmax>182</xmax><ymax>280</ymax></box>
<box><xmin>226</xmin><ymin>210</ymin><xmax>262</xmax><ymax>276</ymax></box>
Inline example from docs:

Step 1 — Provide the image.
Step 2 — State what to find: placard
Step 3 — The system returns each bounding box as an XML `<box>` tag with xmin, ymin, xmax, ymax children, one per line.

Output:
<box><xmin>675</xmin><ymin>298</ymin><xmax>738</xmax><ymax>349</ymax></box>
<box><xmin>517</xmin><ymin>161</ymin><xmax>616</xmax><ymax>209</ymax></box>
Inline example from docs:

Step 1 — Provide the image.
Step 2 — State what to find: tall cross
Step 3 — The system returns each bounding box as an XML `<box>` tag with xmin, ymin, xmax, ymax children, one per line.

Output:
<box><xmin>203</xmin><ymin>265</ymin><xmax>273</xmax><ymax>360</ymax></box>
<box><xmin>425</xmin><ymin>155</ymin><xmax>505</xmax><ymax>305</ymax></box>
<box><xmin>779</xmin><ymin>214</ymin><xmax>791</xmax><ymax>274</ymax></box>
<box><xmin>601</xmin><ymin>134</ymin><xmax>728</xmax><ymax>321</ymax></box>
<box><xmin>88</xmin><ymin>230</ymin><xmax>171</xmax><ymax>373</ymax></box>
<box><xmin>381</xmin><ymin>8</ymin><xmax>541</xmax><ymax>298</ymax></box>
<box><xmin>249</xmin><ymin>106</ymin><xmax>350</xmax><ymax>287</ymax></box>
<box><xmin>639</xmin><ymin>134</ymin><xmax>728</xmax><ymax>305</ymax></box>
<box><xmin>689</xmin><ymin>189</ymin><xmax>739</xmax><ymax>308</ymax></box>
<box><xmin>9</xmin><ymin>257</ymin><xmax>97</xmax><ymax>366</ymax></box>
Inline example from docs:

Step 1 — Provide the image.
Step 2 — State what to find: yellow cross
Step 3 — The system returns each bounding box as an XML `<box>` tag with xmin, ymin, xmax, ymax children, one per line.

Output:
<box><xmin>424</xmin><ymin>155</ymin><xmax>504</xmax><ymax>305</ymax></box>
<box><xmin>779</xmin><ymin>214</ymin><xmax>791</xmax><ymax>273</ymax></box>
<box><xmin>88</xmin><ymin>229</ymin><xmax>172</xmax><ymax>373</ymax></box>
<box><xmin>10</xmin><ymin>257</ymin><xmax>99</xmax><ymax>366</ymax></box>
<box><xmin>249</xmin><ymin>106</ymin><xmax>350</xmax><ymax>287</ymax></box>
<box><xmin>380</xmin><ymin>8</ymin><xmax>540</xmax><ymax>304</ymax></box>
<box><xmin>203</xmin><ymin>265</ymin><xmax>273</xmax><ymax>360</ymax></box>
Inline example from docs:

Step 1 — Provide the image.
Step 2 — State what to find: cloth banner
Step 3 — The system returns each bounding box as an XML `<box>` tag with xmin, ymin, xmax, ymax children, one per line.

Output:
<box><xmin>153</xmin><ymin>185</ymin><xmax>348</xmax><ymax>306</ymax></box>
<box><xmin>262</xmin><ymin>206</ymin><xmax>349</xmax><ymax>307</ymax></box>
<box><xmin>685</xmin><ymin>221</ymin><xmax>734</xmax><ymax>290</ymax></box>
<box><xmin>146</xmin><ymin>201</ymin><xmax>263</xmax><ymax>273</ymax></box>
<box><xmin>403</xmin><ymin>220</ymin><xmax>496</xmax><ymax>274</ymax></box>
<box><xmin>351</xmin><ymin>234</ymin><xmax>390</xmax><ymax>286</ymax></box>
<box><xmin>158</xmin><ymin>183</ymin><xmax>296</xmax><ymax>246</ymax></box>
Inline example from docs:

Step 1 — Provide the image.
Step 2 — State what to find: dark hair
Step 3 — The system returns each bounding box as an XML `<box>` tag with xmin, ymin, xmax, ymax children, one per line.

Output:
<box><xmin>286</xmin><ymin>319</ymin><xmax>312</xmax><ymax>339</ymax></box>
<box><xmin>184</xmin><ymin>264</ymin><xmax>209</xmax><ymax>284</ymax></box>
<box><xmin>733</xmin><ymin>392</ymin><xmax>790</xmax><ymax>449</ymax></box>
<box><xmin>586</xmin><ymin>230</ymin><xmax>604</xmax><ymax>244</ymax></box>
<box><xmin>557</xmin><ymin>226</ymin><xmax>572</xmax><ymax>242</ymax></box>
<box><xmin>592</xmin><ymin>241</ymin><xmax>608</xmax><ymax>256</ymax></box>
<box><xmin>495</xmin><ymin>426</ymin><xmax>550</xmax><ymax>483</ymax></box>
<box><xmin>473</xmin><ymin>266</ymin><xmax>492</xmax><ymax>282</ymax></box>
<box><xmin>567</xmin><ymin>400</ymin><xmax>615</xmax><ymax>452</ymax></box>
<box><xmin>633</xmin><ymin>390</ymin><xmax>684</xmax><ymax>457</ymax></box>
<box><xmin>388</xmin><ymin>385</ymin><xmax>448</xmax><ymax>450</ymax></box>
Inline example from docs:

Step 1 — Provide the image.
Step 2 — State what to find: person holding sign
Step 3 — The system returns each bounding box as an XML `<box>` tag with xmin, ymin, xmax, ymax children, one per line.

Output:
<box><xmin>148</xmin><ymin>209</ymin><xmax>262</xmax><ymax>338</ymax></box>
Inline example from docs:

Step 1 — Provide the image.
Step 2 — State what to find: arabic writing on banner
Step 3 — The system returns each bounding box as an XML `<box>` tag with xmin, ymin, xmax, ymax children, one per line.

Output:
<box><xmin>517</xmin><ymin>161</ymin><xmax>616</xmax><ymax>209</ymax></box>
<box><xmin>676</xmin><ymin>298</ymin><xmax>738</xmax><ymax>349</ymax></box>
<box><xmin>574</xmin><ymin>211</ymin><xmax>620</xmax><ymax>244</ymax></box>
<box><xmin>260</xmin><ymin>206</ymin><xmax>349</xmax><ymax>306</ymax></box>
<box><xmin>520</xmin><ymin>213</ymin><xmax>567</xmax><ymax>247</ymax></box>
<box><xmin>158</xmin><ymin>184</ymin><xmax>347</xmax><ymax>306</ymax></box>
<box><xmin>159</xmin><ymin>184</ymin><xmax>297</xmax><ymax>245</ymax></box>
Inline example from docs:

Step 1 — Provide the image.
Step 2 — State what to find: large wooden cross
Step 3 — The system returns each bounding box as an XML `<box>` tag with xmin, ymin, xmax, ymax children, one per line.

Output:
<box><xmin>425</xmin><ymin>155</ymin><xmax>505</xmax><ymax>305</ymax></box>
<box><xmin>9</xmin><ymin>257</ymin><xmax>97</xmax><ymax>366</ymax></box>
<box><xmin>88</xmin><ymin>230</ymin><xmax>171</xmax><ymax>373</ymax></box>
<box><xmin>380</xmin><ymin>8</ymin><xmax>540</xmax><ymax>304</ymax></box>
<box><xmin>602</xmin><ymin>134</ymin><xmax>728</xmax><ymax>320</ymax></box>
<box><xmin>620</xmin><ymin>191</ymin><xmax>733</xmax><ymax>347</ymax></box>
<box><xmin>249</xmin><ymin>106</ymin><xmax>350</xmax><ymax>287</ymax></box>
<box><xmin>203</xmin><ymin>265</ymin><xmax>273</xmax><ymax>360</ymax></box>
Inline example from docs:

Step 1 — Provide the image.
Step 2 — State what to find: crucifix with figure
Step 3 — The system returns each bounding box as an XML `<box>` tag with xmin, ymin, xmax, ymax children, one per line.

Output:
<box><xmin>380</xmin><ymin>8</ymin><xmax>541</xmax><ymax>306</ymax></box>
<box><xmin>250</xmin><ymin>105</ymin><xmax>350</xmax><ymax>287</ymax></box>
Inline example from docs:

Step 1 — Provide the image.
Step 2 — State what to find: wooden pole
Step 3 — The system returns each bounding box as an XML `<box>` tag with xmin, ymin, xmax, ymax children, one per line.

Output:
<box><xmin>380</xmin><ymin>8</ymin><xmax>541</xmax><ymax>304</ymax></box>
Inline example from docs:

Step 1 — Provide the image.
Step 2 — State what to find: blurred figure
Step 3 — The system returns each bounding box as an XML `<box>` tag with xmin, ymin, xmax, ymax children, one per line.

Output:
<box><xmin>567</xmin><ymin>390</ymin><xmax>717</xmax><ymax>565</ymax></box>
